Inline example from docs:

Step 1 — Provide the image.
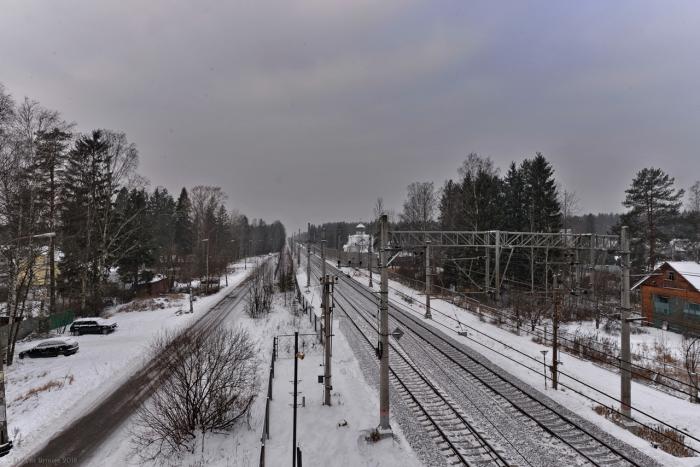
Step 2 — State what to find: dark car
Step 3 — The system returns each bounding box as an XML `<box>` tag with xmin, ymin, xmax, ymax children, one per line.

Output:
<box><xmin>19</xmin><ymin>338</ymin><xmax>79</xmax><ymax>359</ymax></box>
<box><xmin>69</xmin><ymin>318</ymin><xmax>118</xmax><ymax>335</ymax></box>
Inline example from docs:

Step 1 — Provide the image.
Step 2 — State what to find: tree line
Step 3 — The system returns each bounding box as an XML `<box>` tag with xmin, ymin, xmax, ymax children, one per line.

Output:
<box><xmin>0</xmin><ymin>83</ymin><xmax>285</xmax><ymax>362</ymax></box>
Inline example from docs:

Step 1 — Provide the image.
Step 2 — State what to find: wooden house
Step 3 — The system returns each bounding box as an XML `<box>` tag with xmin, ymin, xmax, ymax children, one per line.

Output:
<box><xmin>632</xmin><ymin>261</ymin><xmax>700</xmax><ymax>333</ymax></box>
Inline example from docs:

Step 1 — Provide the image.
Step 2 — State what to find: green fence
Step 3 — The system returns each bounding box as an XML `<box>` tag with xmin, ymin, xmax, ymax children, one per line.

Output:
<box><xmin>49</xmin><ymin>311</ymin><xmax>75</xmax><ymax>331</ymax></box>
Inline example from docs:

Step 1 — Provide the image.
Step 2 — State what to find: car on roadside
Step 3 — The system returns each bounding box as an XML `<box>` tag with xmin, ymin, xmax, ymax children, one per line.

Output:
<box><xmin>69</xmin><ymin>317</ymin><xmax>118</xmax><ymax>335</ymax></box>
<box><xmin>19</xmin><ymin>338</ymin><xmax>79</xmax><ymax>359</ymax></box>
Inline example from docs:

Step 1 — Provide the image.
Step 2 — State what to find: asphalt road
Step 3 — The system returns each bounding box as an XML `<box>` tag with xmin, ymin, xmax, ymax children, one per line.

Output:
<box><xmin>17</xmin><ymin>273</ymin><xmax>255</xmax><ymax>467</ymax></box>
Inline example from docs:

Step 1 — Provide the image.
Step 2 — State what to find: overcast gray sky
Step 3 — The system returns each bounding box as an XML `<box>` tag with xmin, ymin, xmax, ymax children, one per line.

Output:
<box><xmin>2</xmin><ymin>1</ymin><xmax>699</xmax><ymax>233</ymax></box>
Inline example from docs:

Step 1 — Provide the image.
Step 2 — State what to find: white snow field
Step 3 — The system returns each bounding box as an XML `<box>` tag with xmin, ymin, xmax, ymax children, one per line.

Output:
<box><xmin>2</xmin><ymin>259</ymin><xmax>256</xmax><ymax>466</ymax></box>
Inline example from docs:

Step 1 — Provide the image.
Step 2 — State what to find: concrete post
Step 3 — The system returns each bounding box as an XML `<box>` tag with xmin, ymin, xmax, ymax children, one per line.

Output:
<box><xmin>323</xmin><ymin>275</ymin><xmax>333</xmax><ymax>406</ymax></box>
<box><xmin>425</xmin><ymin>239</ymin><xmax>432</xmax><ymax>319</ymax></box>
<box><xmin>306</xmin><ymin>223</ymin><xmax>311</xmax><ymax>288</ymax></box>
<box><xmin>378</xmin><ymin>215</ymin><xmax>391</xmax><ymax>431</ymax></box>
<box><xmin>620</xmin><ymin>226</ymin><xmax>632</xmax><ymax>418</ymax></box>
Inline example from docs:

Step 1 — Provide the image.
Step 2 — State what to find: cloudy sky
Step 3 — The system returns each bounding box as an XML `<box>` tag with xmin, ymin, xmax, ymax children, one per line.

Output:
<box><xmin>2</xmin><ymin>1</ymin><xmax>699</xmax><ymax>233</ymax></box>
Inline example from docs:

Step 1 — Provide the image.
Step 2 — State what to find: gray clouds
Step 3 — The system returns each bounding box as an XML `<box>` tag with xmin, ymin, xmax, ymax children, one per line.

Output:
<box><xmin>2</xmin><ymin>0</ymin><xmax>699</xmax><ymax>232</ymax></box>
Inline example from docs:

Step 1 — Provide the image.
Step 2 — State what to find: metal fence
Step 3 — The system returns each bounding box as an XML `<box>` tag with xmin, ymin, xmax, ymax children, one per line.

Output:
<box><xmin>259</xmin><ymin>337</ymin><xmax>276</xmax><ymax>467</ymax></box>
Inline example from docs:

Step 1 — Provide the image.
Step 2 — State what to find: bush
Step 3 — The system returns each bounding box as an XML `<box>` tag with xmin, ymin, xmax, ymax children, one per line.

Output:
<box><xmin>132</xmin><ymin>327</ymin><xmax>259</xmax><ymax>460</ymax></box>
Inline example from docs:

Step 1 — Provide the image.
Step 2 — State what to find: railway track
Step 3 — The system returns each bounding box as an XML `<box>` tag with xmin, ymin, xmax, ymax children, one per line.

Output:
<box><xmin>308</xmin><ymin>254</ymin><xmax>658</xmax><ymax>466</ymax></box>
<box><xmin>309</xmin><ymin>261</ymin><xmax>507</xmax><ymax>466</ymax></box>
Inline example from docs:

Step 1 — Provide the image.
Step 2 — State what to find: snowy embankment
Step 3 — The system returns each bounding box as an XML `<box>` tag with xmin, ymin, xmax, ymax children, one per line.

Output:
<box><xmin>2</xmin><ymin>258</ymin><xmax>257</xmax><ymax>466</ymax></box>
<box><xmin>341</xmin><ymin>266</ymin><xmax>700</xmax><ymax>467</ymax></box>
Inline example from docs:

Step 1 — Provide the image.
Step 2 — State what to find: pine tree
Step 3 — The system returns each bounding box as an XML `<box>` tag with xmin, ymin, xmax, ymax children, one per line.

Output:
<box><xmin>622</xmin><ymin>167</ymin><xmax>684</xmax><ymax>270</ymax></box>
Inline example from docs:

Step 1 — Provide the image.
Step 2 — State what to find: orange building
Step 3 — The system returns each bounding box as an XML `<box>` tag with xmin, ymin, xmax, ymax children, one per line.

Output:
<box><xmin>632</xmin><ymin>261</ymin><xmax>700</xmax><ymax>333</ymax></box>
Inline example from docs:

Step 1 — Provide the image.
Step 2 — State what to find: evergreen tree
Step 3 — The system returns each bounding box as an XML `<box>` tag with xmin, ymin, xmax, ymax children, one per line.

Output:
<box><xmin>622</xmin><ymin>167</ymin><xmax>684</xmax><ymax>270</ymax></box>
<box><xmin>148</xmin><ymin>187</ymin><xmax>176</xmax><ymax>278</ymax></box>
<box><xmin>115</xmin><ymin>188</ymin><xmax>154</xmax><ymax>287</ymax></box>
<box><xmin>174</xmin><ymin>188</ymin><xmax>193</xmax><ymax>279</ymax></box>
<box><xmin>438</xmin><ymin>180</ymin><xmax>461</xmax><ymax>230</ymax></box>
<box><xmin>60</xmin><ymin>130</ymin><xmax>112</xmax><ymax>312</ymax></box>
<box><xmin>522</xmin><ymin>153</ymin><xmax>561</xmax><ymax>232</ymax></box>
<box><xmin>502</xmin><ymin>162</ymin><xmax>528</xmax><ymax>231</ymax></box>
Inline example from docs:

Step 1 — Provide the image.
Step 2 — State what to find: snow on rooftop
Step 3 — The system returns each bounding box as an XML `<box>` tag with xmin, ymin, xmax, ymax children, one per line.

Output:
<box><xmin>665</xmin><ymin>261</ymin><xmax>700</xmax><ymax>290</ymax></box>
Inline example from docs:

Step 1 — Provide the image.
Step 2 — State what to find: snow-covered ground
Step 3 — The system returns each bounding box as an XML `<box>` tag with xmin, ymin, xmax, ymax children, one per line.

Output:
<box><xmin>2</xmin><ymin>258</ymin><xmax>258</xmax><ymax>466</ymax></box>
<box><xmin>338</xmin><ymin>266</ymin><xmax>700</xmax><ymax>466</ymax></box>
<box><xmin>265</xmin><ymin>303</ymin><xmax>420</xmax><ymax>466</ymax></box>
<box><xmin>90</xmin><ymin>269</ymin><xmax>419</xmax><ymax>466</ymax></box>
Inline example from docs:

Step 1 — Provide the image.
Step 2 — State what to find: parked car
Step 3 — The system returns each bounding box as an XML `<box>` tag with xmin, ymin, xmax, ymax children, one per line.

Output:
<box><xmin>69</xmin><ymin>318</ymin><xmax>118</xmax><ymax>335</ymax></box>
<box><xmin>19</xmin><ymin>338</ymin><xmax>79</xmax><ymax>359</ymax></box>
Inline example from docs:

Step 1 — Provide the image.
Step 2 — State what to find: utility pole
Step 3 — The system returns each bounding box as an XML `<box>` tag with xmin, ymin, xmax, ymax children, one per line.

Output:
<box><xmin>0</xmin><ymin>358</ymin><xmax>9</xmax><ymax>455</ymax></box>
<box><xmin>620</xmin><ymin>226</ymin><xmax>632</xmax><ymax>419</ymax></box>
<box><xmin>378</xmin><ymin>214</ymin><xmax>391</xmax><ymax>432</ymax></box>
<box><xmin>322</xmin><ymin>274</ymin><xmax>335</xmax><ymax>406</ymax></box>
<box><xmin>297</xmin><ymin>229</ymin><xmax>301</xmax><ymax>266</ymax></box>
<box><xmin>368</xmin><ymin>234</ymin><xmax>373</xmax><ymax>288</ymax></box>
<box><xmin>484</xmin><ymin>245</ymin><xmax>490</xmax><ymax>297</ymax></box>
<box><xmin>48</xmin><ymin>233</ymin><xmax>56</xmax><ymax>315</ymax></box>
<box><xmin>321</xmin><ymin>227</ymin><xmax>326</xmax><ymax>281</ymax></box>
<box><xmin>424</xmin><ymin>239</ymin><xmax>431</xmax><ymax>319</ymax></box>
<box><xmin>337</xmin><ymin>233</ymin><xmax>341</xmax><ymax>267</ymax></box>
<box><xmin>202</xmin><ymin>238</ymin><xmax>210</xmax><ymax>294</ymax></box>
<box><xmin>552</xmin><ymin>272</ymin><xmax>560</xmax><ymax>390</ymax></box>
<box><xmin>306</xmin><ymin>223</ymin><xmax>311</xmax><ymax>288</ymax></box>
<box><xmin>494</xmin><ymin>232</ymin><xmax>501</xmax><ymax>304</ymax></box>
<box><xmin>293</xmin><ymin>331</ymin><xmax>299</xmax><ymax>467</ymax></box>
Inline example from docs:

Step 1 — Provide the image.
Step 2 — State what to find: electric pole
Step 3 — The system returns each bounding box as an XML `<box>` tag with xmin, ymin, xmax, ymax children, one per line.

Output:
<box><xmin>620</xmin><ymin>226</ymin><xmax>632</xmax><ymax>418</ymax></box>
<box><xmin>306</xmin><ymin>223</ymin><xmax>311</xmax><ymax>288</ymax></box>
<box><xmin>322</xmin><ymin>274</ymin><xmax>335</xmax><ymax>406</ymax></box>
<box><xmin>378</xmin><ymin>214</ymin><xmax>391</xmax><ymax>432</ymax></box>
<box><xmin>368</xmin><ymin>233</ymin><xmax>373</xmax><ymax>288</ymax></box>
<box><xmin>202</xmin><ymin>238</ymin><xmax>210</xmax><ymax>294</ymax></box>
<box><xmin>321</xmin><ymin>227</ymin><xmax>326</xmax><ymax>280</ymax></box>
<box><xmin>424</xmin><ymin>239</ymin><xmax>432</xmax><ymax>319</ymax></box>
<box><xmin>552</xmin><ymin>272</ymin><xmax>560</xmax><ymax>390</ymax></box>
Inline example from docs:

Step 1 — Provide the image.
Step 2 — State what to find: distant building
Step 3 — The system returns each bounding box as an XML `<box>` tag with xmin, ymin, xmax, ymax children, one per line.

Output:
<box><xmin>344</xmin><ymin>224</ymin><xmax>372</xmax><ymax>254</ymax></box>
<box><xmin>632</xmin><ymin>261</ymin><xmax>700</xmax><ymax>333</ymax></box>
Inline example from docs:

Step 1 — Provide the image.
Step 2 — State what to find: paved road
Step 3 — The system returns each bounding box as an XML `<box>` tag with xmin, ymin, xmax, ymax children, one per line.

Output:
<box><xmin>17</xmin><ymin>272</ymin><xmax>256</xmax><ymax>467</ymax></box>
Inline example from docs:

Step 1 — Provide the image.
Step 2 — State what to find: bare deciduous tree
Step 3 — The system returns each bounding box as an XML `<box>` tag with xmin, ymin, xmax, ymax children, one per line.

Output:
<box><xmin>400</xmin><ymin>181</ymin><xmax>436</xmax><ymax>230</ymax></box>
<box><xmin>559</xmin><ymin>188</ymin><xmax>580</xmax><ymax>232</ymax></box>
<box><xmin>683</xmin><ymin>336</ymin><xmax>700</xmax><ymax>403</ymax></box>
<box><xmin>246</xmin><ymin>264</ymin><xmax>273</xmax><ymax>318</ymax></box>
<box><xmin>132</xmin><ymin>327</ymin><xmax>259</xmax><ymax>460</ymax></box>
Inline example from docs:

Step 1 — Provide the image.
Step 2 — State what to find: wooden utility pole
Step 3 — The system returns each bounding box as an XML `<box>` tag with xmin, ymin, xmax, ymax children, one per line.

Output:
<box><xmin>424</xmin><ymin>239</ymin><xmax>431</xmax><ymax>319</ymax></box>
<box><xmin>378</xmin><ymin>215</ymin><xmax>391</xmax><ymax>432</ymax></box>
<box><xmin>620</xmin><ymin>226</ymin><xmax>632</xmax><ymax>418</ymax></box>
